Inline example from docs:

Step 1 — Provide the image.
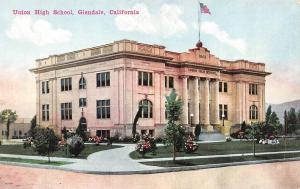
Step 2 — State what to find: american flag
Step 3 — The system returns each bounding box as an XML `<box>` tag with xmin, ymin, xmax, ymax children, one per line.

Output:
<box><xmin>200</xmin><ymin>3</ymin><xmax>211</xmax><ymax>14</ymax></box>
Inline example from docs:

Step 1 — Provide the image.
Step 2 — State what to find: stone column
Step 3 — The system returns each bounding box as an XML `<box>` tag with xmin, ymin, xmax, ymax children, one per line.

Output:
<box><xmin>202</xmin><ymin>78</ymin><xmax>213</xmax><ymax>131</ymax></box>
<box><xmin>181</xmin><ymin>76</ymin><xmax>189</xmax><ymax>125</ymax></box>
<box><xmin>211</xmin><ymin>80</ymin><xmax>220</xmax><ymax>126</ymax></box>
<box><xmin>192</xmin><ymin>77</ymin><xmax>200</xmax><ymax>125</ymax></box>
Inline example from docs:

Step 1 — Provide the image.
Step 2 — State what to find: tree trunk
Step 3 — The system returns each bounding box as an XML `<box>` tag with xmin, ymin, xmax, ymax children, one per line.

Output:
<box><xmin>6</xmin><ymin>119</ymin><xmax>10</xmax><ymax>140</ymax></box>
<box><xmin>173</xmin><ymin>144</ymin><xmax>176</xmax><ymax>162</ymax></box>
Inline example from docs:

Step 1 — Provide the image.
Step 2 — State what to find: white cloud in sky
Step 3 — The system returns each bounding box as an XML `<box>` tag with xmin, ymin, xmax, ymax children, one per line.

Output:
<box><xmin>115</xmin><ymin>3</ymin><xmax>187</xmax><ymax>37</ymax></box>
<box><xmin>194</xmin><ymin>21</ymin><xmax>246</xmax><ymax>54</ymax></box>
<box><xmin>6</xmin><ymin>16</ymin><xmax>72</xmax><ymax>46</ymax></box>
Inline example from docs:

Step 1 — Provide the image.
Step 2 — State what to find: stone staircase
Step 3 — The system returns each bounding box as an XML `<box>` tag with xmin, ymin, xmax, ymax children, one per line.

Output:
<box><xmin>198</xmin><ymin>126</ymin><xmax>226</xmax><ymax>141</ymax></box>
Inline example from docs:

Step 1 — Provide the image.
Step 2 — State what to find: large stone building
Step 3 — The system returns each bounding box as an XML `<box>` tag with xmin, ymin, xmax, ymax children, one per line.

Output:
<box><xmin>30</xmin><ymin>40</ymin><xmax>271</xmax><ymax>138</ymax></box>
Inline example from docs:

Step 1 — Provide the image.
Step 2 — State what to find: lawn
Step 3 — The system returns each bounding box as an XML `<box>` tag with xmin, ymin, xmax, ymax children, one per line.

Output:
<box><xmin>130</xmin><ymin>139</ymin><xmax>300</xmax><ymax>159</ymax></box>
<box><xmin>0</xmin><ymin>157</ymin><xmax>70</xmax><ymax>166</ymax></box>
<box><xmin>141</xmin><ymin>152</ymin><xmax>300</xmax><ymax>167</ymax></box>
<box><xmin>0</xmin><ymin>144</ymin><xmax>122</xmax><ymax>159</ymax></box>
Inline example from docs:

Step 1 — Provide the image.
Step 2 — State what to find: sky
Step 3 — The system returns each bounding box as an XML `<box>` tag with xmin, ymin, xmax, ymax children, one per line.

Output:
<box><xmin>0</xmin><ymin>0</ymin><xmax>299</xmax><ymax>118</ymax></box>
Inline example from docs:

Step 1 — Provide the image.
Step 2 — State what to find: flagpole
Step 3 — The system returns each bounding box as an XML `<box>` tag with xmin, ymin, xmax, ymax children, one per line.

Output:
<box><xmin>198</xmin><ymin>1</ymin><xmax>201</xmax><ymax>42</ymax></box>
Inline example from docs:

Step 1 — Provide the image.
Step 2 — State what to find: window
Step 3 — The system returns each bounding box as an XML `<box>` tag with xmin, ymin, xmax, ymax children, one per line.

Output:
<box><xmin>224</xmin><ymin>82</ymin><xmax>228</xmax><ymax>92</ymax></box>
<box><xmin>249</xmin><ymin>84</ymin><xmax>258</xmax><ymax>95</ymax></box>
<box><xmin>61</xmin><ymin>78</ymin><xmax>72</xmax><ymax>91</ymax></box>
<box><xmin>61</xmin><ymin>103</ymin><xmax>72</xmax><ymax>120</ymax></box>
<box><xmin>219</xmin><ymin>82</ymin><xmax>228</xmax><ymax>93</ymax></box>
<box><xmin>41</xmin><ymin>81</ymin><xmax>49</xmax><ymax>94</ymax></box>
<box><xmin>165</xmin><ymin>76</ymin><xmax>174</xmax><ymax>88</ymax></box>
<box><xmin>96</xmin><ymin>100</ymin><xmax>110</xmax><ymax>119</ymax></box>
<box><xmin>42</xmin><ymin>104</ymin><xmax>49</xmax><ymax>121</ymax></box>
<box><xmin>138</xmin><ymin>71</ymin><xmax>152</xmax><ymax>86</ymax></box>
<box><xmin>79</xmin><ymin>98</ymin><xmax>87</xmax><ymax>107</ymax></box>
<box><xmin>219</xmin><ymin>104</ymin><xmax>223</xmax><ymax>120</ymax></box>
<box><xmin>249</xmin><ymin>105</ymin><xmax>258</xmax><ymax>120</ymax></box>
<box><xmin>96</xmin><ymin>130</ymin><xmax>110</xmax><ymax>138</ymax></box>
<box><xmin>19</xmin><ymin>130</ymin><xmax>22</xmax><ymax>136</ymax></box>
<box><xmin>139</xmin><ymin>99</ymin><xmax>153</xmax><ymax>118</ymax></box>
<box><xmin>219</xmin><ymin>104</ymin><xmax>228</xmax><ymax>120</ymax></box>
<box><xmin>96</xmin><ymin>72</ymin><xmax>110</xmax><ymax>87</ymax></box>
<box><xmin>79</xmin><ymin>77</ymin><xmax>86</xmax><ymax>89</ymax></box>
<box><xmin>224</xmin><ymin>105</ymin><xmax>228</xmax><ymax>120</ymax></box>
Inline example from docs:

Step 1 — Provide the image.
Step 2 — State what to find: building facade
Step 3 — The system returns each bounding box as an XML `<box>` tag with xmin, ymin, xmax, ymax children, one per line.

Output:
<box><xmin>0</xmin><ymin>118</ymin><xmax>31</xmax><ymax>140</ymax></box>
<box><xmin>30</xmin><ymin>40</ymin><xmax>270</xmax><ymax>138</ymax></box>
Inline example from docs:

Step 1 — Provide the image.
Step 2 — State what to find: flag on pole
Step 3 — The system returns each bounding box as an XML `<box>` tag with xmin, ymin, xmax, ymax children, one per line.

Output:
<box><xmin>200</xmin><ymin>3</ymin><xmax>211</xmax><ymax>14</ymax></box>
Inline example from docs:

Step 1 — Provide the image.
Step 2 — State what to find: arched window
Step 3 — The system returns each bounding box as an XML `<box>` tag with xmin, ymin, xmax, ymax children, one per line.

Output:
<box><xmin>249</xmin><ymin>105</ymin><xmax>258</xmax><ymax>120</ymax></box>
<box><xmin>79</xmin><ymin>77</ymin><xmax>86</xmax><ymax>89</ymax></box>
<box><xmin>139</xmin><ymin>99</ymin><xmax>153</xmax><ymax>118</ymax></box>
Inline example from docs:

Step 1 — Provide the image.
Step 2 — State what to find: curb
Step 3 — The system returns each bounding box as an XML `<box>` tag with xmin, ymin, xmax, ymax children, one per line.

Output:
<box><xmin>1</xmin><ymin>157</ymin><xmax>300</xmax><ymax>175</ymax></box>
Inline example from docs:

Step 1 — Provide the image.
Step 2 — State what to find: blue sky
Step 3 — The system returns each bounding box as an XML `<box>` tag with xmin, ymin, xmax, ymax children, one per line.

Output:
<box><xmin>0</xmin><ymin>0</ymin><xmax>300</xmax><ymax>118</ymax></box>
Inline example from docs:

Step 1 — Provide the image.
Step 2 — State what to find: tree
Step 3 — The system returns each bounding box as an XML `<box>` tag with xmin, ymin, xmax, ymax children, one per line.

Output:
<box><xmin>245</xmin><ymin>122</ymin><xmax>262</xmax><ymax>157</ymax></box>
<box><xmin>33</xmin><ymin>127</ymin><xmax>59</xmax><ymax>162</ymax></box>
<box><xmin>269</xmin><ymin>112</ymin><xmax>282</xmax><ymax>135</ymax></box>
<box><xmin>284</xmin><ymin>110</ymin><xmax>288</xmax><ymax>135</ymax></box>
<box><xmin>265</xmin><ymin>105</ymin><xmax>272</xmax><ymax>125</ymax></box>
<box><xmin>132</xmin><ymin>105</ymin><xmax>143</xmax><ymax>136</ymax></box>
<box><xmin>67</xmin><ymin>135</ymin><xmax>85</xmax><ymax>157</ymax></box>
<box><xmin>297</xmin><ymin>109</ymin><xmax>300</xmax><ymax>124</ymax></box>
<box><xmin>0</xmin><ymin>109</ymin><xmax>17</xmax><ymax>140</ymax></box>
<box><xmin>287</xmin><ymin>108</ymin><xmax>297</xmax><ymax>133</ymax></box>
<box><xmin>28</xmin><ymin>115</ymin><xmax>37</xmax><ymax>138</ymax></box>
<box><xmin>76</xmin><ymin>117</ymin><xmax>87</xmax><ymax>141</ymax></box>
<box><xmin>164</xmin><ymin>89</ymin><xmax>186</xmax><ymax>162</ymax></box>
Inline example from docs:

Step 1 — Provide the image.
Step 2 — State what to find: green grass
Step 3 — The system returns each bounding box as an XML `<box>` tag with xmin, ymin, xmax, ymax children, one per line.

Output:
<box><xmin>142</xmin><ymin>153</ymin><xmax>300</xmax><ymax>167</ymax></box>
<box><xmin>0</xmin><ymin>144</ymin><xmax>122</xmax><ymax>159</ymax></box>
<box><xmin>0</xmin><ymin>157</ymin><xmax>70</xmax><ymax>166</ymax></box>
<box><xmin>130</xmin><ymin>139</ymin><xmax>300</xmax><ymax>159</ymax></box>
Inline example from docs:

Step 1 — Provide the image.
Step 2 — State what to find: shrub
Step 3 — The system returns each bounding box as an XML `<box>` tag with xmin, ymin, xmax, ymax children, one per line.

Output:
<box><xmin>133</xmin><ymin>133</ymin><xmax>140</xmax><ymax>143</ymax></box>
<box><xmin>226</xmin><ymin>137</ymin><xmax>232</xmax><ymax>142</ymax></box>
<box><xmin>135</xmin><ymin>140</ymin><xmax>151</xmax><ymax>157</ymax></box>
<box><xmin>67</xmin><ymin>135</ymin><xmax>85</xmax><ymax>157</ymax></box>
<box><xmin>155</xmin><ymin>137</ymin><xmax>164</xmax><ymax>143</ymax></box>
<box><xmin>184</xmin><ymin>136</ymin><xmax>198</xmax><ymax>153</ymax></box>
<box><xmin>122</xmin><ymin>136</ymin><xmax>133</xmax><ymax>143</ymax></box>
<box><xmin>88</xmin><ymin>136</ymin><xmax>103</xmax><ymax>145</ymax></box>
<box><xmin>33</xmin><ymin>127</ymin><xmax>59</xmax><ymax>162</ymax></box>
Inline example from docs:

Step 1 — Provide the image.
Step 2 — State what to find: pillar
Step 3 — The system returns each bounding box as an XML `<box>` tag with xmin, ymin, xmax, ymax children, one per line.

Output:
<box><xmin>192</xmin><ymin>77</ymin><xmax>200</xmax><ymax>125</ymax></box>
<box><xmin>211</xmin><ymin>80</ymin><xmax>220</xmax><ymax>126</ymax></box>
<box><xmin>202</xmin><ymin>78</ymin><xmax>210</xmax><ymax>125</ymax></box>
<box><xmin>182</xmin><ymin>76</ymin><xmax>188</xmax><ymax>125</ymax></box>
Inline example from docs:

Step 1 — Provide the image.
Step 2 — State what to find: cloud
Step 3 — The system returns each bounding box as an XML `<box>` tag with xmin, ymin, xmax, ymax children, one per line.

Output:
<box><xmin>6</xmin><ymin>16</ymin><xmax>72</xmax><ymax>46</ymax></box>
<box><xmin>115</xmin><ymin>3</ymin><xmax>187</xmax><ymax>37</ymax></box>
<box><xmin>195</xmin><ymin>21</ymin><xmax>246</xmax><ymax>54</ymax></box>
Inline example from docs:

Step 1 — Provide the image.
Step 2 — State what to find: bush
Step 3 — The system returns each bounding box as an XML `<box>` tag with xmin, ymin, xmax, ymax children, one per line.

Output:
<box><xmin>33</xmin><ymin>127</ymin><xmax>59</xmax><ymax>162</ymax></box>
<box><xmin>122</xmin><ymin>136</ymin><xmax>133</xmax><ymax>143</ymax></box>
<box><xmin>88</xmin><ymin>136</ymin><xmax>103</xmax><ymax>145</ymax></box>
<box><xmin>184</xmin><ymin>136</ymin><xmax>198</xmax><ymax>153</ymax></box>
<box><xmin>133</xmin><ymin>133</ymin><xmax>140</xmax><ymax>143</ymax></box>
<box><xmin>155</xmin><ymin>137</ymin><xmax>164</xmax><ymax>143</ymax></box>
<box><xmin>226</xmin><ymin>137</ymin><xmax>232</xmax><ymax>142</ymax></box>
<box><xmin>67</xmin><ymin>135</ymin><xmax>85</xmax><ymax>157</ymax></box>
<box><xmin>135</xmin><ymin>140</ymin><xmax>151</xmax><ymax>158</ymax></box>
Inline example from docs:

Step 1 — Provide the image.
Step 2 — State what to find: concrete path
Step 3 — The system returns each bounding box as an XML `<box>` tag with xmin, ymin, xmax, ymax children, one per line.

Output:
<box><xmin>137</xmin><ymin>150</ymin><xmax>300</xmax><ymax>162</ymax></box>
<box><xmin>1</xmin><ymin>143</ymin><xmax>300</xmax><ymax>173</ymax></box>
<box><xmin>61</xmin><ymin>144</ymin><xmax>163</xmax><ymax>172</ymax></box>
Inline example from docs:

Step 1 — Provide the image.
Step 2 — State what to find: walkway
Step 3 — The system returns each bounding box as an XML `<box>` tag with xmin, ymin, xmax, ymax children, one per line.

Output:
<box><xmin>61</xmin><ymin>144</ymin><xmax>163</xmax><ymax>172</ymax></box>
<box><xmin>1</xmin><ymin>144</ymin><xmax>300</xmax><ymax>173</ymax></box>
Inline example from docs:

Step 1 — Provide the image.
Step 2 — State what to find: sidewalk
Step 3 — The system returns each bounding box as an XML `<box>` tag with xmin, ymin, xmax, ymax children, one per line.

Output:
<box><xmin>1</xmin><ymin>144</ymin><xmax>300</xmax><ymax>173</ymax></box>
<box><xmin>137</xmin><ymin>150</ymin><xmax>300</xmax><ymax>162</ymax></box>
